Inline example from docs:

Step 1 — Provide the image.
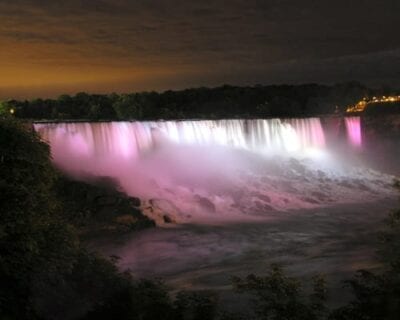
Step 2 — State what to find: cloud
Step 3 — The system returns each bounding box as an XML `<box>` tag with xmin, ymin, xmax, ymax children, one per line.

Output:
<box><xmin>0</xmin><ymin>0</ymin><xmax>399</xmax><ymax>98</ymax></box>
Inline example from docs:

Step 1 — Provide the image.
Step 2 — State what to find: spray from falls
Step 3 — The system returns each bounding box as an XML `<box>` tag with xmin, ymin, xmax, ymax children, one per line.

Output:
<box><xmin>34</xmin><ymin>116</ymin><xmax>392</xmax><ymax>223</ymax></box>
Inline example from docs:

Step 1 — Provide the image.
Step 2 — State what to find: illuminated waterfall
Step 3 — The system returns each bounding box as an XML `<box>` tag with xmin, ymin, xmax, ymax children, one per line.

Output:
<box><xmin>33</xmin><ymin>116</ymin><xmax>395</xmax><ymax>224</ymax></box>
<box><xmin>34</xmin><ymin>118</ymin><xmax>327</xmax><ymax>161</ymax></box>
<box><xmin>344</xmin><ymin>117</ymin><xmax>362</xmax><ymax>147</ymax></box>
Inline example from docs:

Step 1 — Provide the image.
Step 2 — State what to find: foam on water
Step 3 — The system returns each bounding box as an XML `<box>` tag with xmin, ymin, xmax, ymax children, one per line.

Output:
<box><xmin>34</xmin><ymin>117</ymin><xmax>394</xmax><ymax>224</ymax></box>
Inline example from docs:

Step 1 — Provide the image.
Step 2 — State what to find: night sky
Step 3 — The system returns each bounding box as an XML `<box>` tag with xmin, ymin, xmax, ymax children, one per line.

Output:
<box><xmin>1</xmin><ymin>0</ymin><xmax>399</xmax><ymax>98</ymax></box>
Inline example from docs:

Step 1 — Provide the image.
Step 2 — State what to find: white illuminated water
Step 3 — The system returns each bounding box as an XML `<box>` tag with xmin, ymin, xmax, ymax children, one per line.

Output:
<box><xmin>34</xmin><ymin>118</ymin><xmax>329</xmax><ymax>159</ymax></box>
<box><xmin>344</xmin><ymin>117</ymin><xmax>362</xmax><ymax>147</ymax></box>
<box><xmin>34</xmin><ymin>117</ymin><xmax>393</xmax><ymax>224</ymax></box>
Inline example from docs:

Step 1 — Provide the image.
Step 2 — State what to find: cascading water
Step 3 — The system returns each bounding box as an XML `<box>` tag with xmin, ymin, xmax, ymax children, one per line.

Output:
<box><xmin>34</xmin><ymin>116</ymin><xmax>393</xmax><ymax>224</ymax></box>
<box><xmin>344</xmin><ymin>117</ymin><xmax>362</xmax><ymax>147</ymax></box>
<box><xmin>34</xmin><ymin>118</ymin><xmax>327</xmax><ymax>159</ymax></box>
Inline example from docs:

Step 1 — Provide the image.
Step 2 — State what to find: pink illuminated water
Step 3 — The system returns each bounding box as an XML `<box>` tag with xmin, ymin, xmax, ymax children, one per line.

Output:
<box><xmin>34</xmin><ymin>116</ymin><xmax>392</xmax><ymax>224</ymax></box>
<box><xmin>344</xmin><ymin>117</ymin><xmax>362</xmax><ymax>147</ymax></box>
<box><xmin>34</xmin><ymin>118</ymin><xmax>327</xmax><ymax>161</ymax></box>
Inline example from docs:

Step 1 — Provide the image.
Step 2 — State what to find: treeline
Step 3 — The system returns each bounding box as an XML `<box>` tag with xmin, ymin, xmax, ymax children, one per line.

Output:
<box><xmin>365</xmin><ymin>101</ymin><xmax>400</xmax><ymax>115</ymax></box>
<box><xmin>4</xmin><ymin>82</ymin><xmax>397</xmax><ymax>120</ymax></box>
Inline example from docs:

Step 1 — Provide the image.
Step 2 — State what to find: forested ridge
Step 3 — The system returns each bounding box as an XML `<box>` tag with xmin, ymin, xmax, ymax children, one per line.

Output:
<box><xmin>2</xmin><ymin>82</ymin><xmax>398</xmax><ymax>120</ymax></box>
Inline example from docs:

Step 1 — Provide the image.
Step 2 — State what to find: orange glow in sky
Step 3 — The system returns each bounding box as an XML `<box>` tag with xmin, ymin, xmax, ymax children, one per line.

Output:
<box><xmin>0</xmin><ymin>1</ymin><xmax>399</xmax><ymax>99</ymax></box>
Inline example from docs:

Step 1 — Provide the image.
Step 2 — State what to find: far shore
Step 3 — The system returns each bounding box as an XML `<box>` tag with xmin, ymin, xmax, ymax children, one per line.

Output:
<box><xmin>31</xmin><ymin>114</ymin><xmax>349</xmax><ymax>124</ymax></box>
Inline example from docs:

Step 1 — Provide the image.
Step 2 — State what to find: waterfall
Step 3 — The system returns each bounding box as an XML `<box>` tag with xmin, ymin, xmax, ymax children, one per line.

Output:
<box><xmin>33</xmin><ymin>116</ymin><xmax>395</xmax><ymax>223</ymax></box>
<box><xmin>34</xmin><ymin>118</ymin><xmax>329</xmax><ymax>160</ymax></box>
<box><xmin>344</xmin><ymin>117</ymin><xmax>362</xmax><ymax>147</ymax></box>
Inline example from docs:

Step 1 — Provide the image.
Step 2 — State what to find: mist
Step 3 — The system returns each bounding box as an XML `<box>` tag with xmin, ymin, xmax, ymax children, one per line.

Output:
<box><xmin>34</xmin><ymin>118</ymin><xmax>396</xmax><ymax>225</ymax></box>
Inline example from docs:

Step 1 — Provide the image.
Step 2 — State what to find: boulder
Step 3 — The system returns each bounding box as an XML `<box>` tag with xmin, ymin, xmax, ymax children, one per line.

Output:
<box><xmin>194</xmin><ymin>195</ymin><xmax>216</xmax><ymax>213</ymax></box>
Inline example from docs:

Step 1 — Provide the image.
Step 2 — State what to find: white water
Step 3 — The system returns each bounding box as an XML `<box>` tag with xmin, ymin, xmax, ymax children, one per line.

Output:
<box><xmin>34</xmin><ymin>117</ymin><xmax>395</xmax><ymax>224</ymax></box>
<box><xmin>34</xmin><ymin>118</ymin><xmax>326</xmax><ymax>160</ymax></box>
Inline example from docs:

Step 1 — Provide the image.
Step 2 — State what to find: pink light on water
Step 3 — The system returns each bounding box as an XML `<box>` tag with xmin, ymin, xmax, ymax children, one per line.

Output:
<box><xmin>344</xmin><ymin>117</ymin><xmax>362</xmax><ymax>147</ymax></box>
<box><xmin>32</xmin><ymin>118</ymin><xmax>399</xmax><ymax>225</ymax></box>
<box><xmin>34</xmin><ymin>119</ymin><xmax>330</xmax><ymax>168</ymax></box>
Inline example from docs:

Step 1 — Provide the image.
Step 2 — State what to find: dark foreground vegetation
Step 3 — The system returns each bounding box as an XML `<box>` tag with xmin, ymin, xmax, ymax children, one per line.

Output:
<box><xmin>1</xmin><ymin>116</ymin><xmax>400</xmax><ymax>319</ymax></box>
<box><xmin>56</xmin><ymin>175</ymin><xmax>155</xmax><ymax>237</ymax></box>
<box><xmin>1</xmin><ymin>82</ymin><xmax>399</xmax><ymax>120</ymax></box>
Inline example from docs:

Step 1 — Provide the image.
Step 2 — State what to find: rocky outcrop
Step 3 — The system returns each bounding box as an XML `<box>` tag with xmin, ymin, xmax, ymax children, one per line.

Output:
<box><xmin>142</xmin><ymin>198</ymin><xmax>179</xmax><ymax>225</ymax></box>
<box><xmin>56</xmin><ymin>175</ymin><xmax>155</xmax><ymax>237</ymax></box>
<box><xmin>194</xmin><ymin>195</ymin><xmax>216</xmax><ymax>213</ymax></box>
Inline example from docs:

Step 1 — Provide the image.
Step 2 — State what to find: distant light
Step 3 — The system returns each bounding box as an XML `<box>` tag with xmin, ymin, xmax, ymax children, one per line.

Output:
<box><xmin>346</xmin><ymin>95</ymin><xmax>400</xmax><ymax>113</ymax></box>
<box><xmin>9</xmin><ymin>108</ymin><xmax>15</xmax><ymax>114</ymax></box>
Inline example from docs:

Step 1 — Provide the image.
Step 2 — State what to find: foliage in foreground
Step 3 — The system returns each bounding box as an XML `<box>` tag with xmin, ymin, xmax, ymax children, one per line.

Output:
<box><xmin>0</xmin><ymin>118</ymin><xmax>77</xmax><ymax>318</ymax></box>
<box><xmin>0</xmin><ymin>118</ymin><xmax>217</xmax><ymax>320</ymax></box>
<box><xmin>232</xmin><ymin>265</ymin><xmax>328</xmax><ymax>320</ymax></box>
